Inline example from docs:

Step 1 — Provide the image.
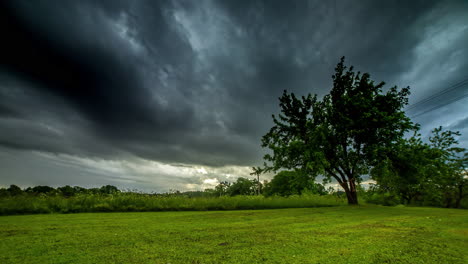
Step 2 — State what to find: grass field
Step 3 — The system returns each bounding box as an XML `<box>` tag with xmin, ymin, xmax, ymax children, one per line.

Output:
<box><xmin>0</xmin><ymin>206</ymin><xmax>467</xmax><ymax>264</ymax></box>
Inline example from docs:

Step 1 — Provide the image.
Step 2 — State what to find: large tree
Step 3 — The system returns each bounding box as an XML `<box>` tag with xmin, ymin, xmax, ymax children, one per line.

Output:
<box><xmin>255</xmin><ymin>57</ymin><xmax>415</xmax><ymax>205</ymax></box>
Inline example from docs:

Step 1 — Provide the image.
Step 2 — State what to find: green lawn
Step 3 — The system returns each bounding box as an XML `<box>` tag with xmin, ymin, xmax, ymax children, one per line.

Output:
<box><xmin>0</xmin><ymin>206</ymin><xmax>467</xmax><ymax>264</ymax></box>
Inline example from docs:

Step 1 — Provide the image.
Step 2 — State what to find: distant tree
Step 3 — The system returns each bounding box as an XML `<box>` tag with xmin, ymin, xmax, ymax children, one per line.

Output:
<box><xmin>256</xmin><ymin>57</ymin><xmax>415</xmax><ymax>204</ymax></box>
<box><xmin>214</xmin><ymin>181</ymin><xmax>230</xmax><ymax>196</ymax></box>
<box><xmin>31</xmin><ymin>185</ymin><xmax>55</xmax><ymax>194</ymax></box>
<box><xmin>226</xmin><ymin>177</ymin><xmax>256</xmax><ymax>196</ymax></box>
<box><xmin>263</xmin><ymin>171</ymin><xmax>293</xmax><ymax>196</ymax></box>
<box><xmin>308</xmin><ymin>182</ymin><xmax>328</xmax><ymax>196</ymax></box>
<box><xmin>72</xmin><ymin>186</ymin><xmax>87</xmax><ymax>194</ymax></box>
<box><xmin>263</xmin><ymin>170</ymin><xmax>327</xmax><ymax>197</ymax></box>
<box><xmin>0</xmin><ymin>187</ymin><xmax>8</xmax><ymax>197</ymax></box>
<box><xmin>264</xmin><ymin>171</ymin><xmax>303</xmax><ymax>196</ymax></box>
<box><xmin>7</xmin><ymin>184</ymin><xmax>23</xmax><ymax>196</ymax></box>
<box><xmin>250</xmin><ymin>178</ymin><xmax>263</xmax><ymax>195</ymax></box>
<box><xmin>99</xmin><ymin>185</ymin><xmax>120</xmax><ymax>194</ymax></box>
<box><xmin>203</xmin><ymin>188</ymin><xmax>217</xmax><ymax>197</ymax></box>
<box><xmin>58</xmin><ymin>185</ymin><xmax>76</xmax><ymax>197</ymax></box>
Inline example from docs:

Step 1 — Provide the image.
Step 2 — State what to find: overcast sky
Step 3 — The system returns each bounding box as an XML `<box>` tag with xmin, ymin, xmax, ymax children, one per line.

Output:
<box><xmin>1</xmin><ymin>0</ymin><xmax>467</xmax><ymax>192</ymax></box>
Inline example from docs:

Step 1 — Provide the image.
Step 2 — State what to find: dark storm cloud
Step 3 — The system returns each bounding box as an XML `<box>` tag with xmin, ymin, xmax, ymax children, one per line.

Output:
<box><xmin>0</xmin><ymin>0</ymin><xmax>467</xmax><ymax>170</ymax></box>
<box><xmin>0</xmin><ymin>0</ymin><xmax>202</xmax><ymax>161</ymax></box>
<box><xmin>1</xmin><ymin>1</ymin><xmax>193</xmax><ymax>130</ymax></box>
<box><xmin>0</xmin><ymin>105</ymin><xmax>22</xmax><ymax>119</ymax></box>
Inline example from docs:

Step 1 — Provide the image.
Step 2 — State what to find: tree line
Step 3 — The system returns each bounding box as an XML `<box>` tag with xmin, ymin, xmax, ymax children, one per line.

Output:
<box><xmin>0</xmin><ymin>184</ymin><xmax>120</xmax><ymax>197</ymax></box>
<box><xmin>0</xmin><ymin>178</ymin><xmax>329</xmax><ymax>199</ymax></box>
<box><xmin>203</xmin><ymin>174</ymin><xmax>328</xmax><ymax>197</ymax></box>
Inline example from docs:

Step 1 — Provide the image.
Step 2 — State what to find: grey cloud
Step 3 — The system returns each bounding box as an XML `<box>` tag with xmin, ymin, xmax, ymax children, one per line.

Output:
<box><xmin>452</xmin><ymin>117</ymin><xmax>468</xmax><ymax>130</ymax></box>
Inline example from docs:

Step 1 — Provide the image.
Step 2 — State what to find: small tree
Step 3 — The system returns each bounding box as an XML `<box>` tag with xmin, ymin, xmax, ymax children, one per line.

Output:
<box><xmin>226</xmin><ymin>177</ymin><xmax>256</xmax><ymax>196</ymax></box>
<box><xmin>371</xmin><ymin>127</ymin><xmax>467</xmax><ymax>208</ymax></box>
<box><xmin>31</xmin><ymin>185</ymin><xmax>56</xmax><ymax>194</ymax></box>
<box><xmin>428</xmin><ymin>127</ymin><xmax>467</xmax><ymax>208</ymax></box>
<box><xmin>256</xmin><ymin>57</ymin><xmax>415</xmax><ymax>205</ymax></box>
<box><xmin>263</xmin><ymin>171</ymin><xmax>304</xmax><ymax>197</ymax></box>
<box><xmin>7</xmin><ymin>184</ymin><xmax>23</xmax><ymax>196</ymax></box>
<box><xmin>214</xmin><ymin>181</ymin><xmax>230</xmax><ymax>196</ymax></box>
<box><xmin>371</xmin><ymin>134</ymin><xmax>437</xmax><ymax>204</ymax></box>
<box><xmin>58</xmin><ymin>185</ymin><xmax>76</xmax><ymax>197</ymax></box>
<box><xmin>99</xmin><ymin>185</ymin><xmax>120</xmax><ymax>195</ymax></box>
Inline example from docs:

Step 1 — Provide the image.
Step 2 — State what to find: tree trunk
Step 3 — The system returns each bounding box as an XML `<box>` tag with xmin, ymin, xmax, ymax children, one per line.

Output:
<box><xmin>401</xmin><ymin>193</ymin><xmax>411</xmax><ymax>205</ymax></box>
<box><xmin>445</xmin><ymin>197</ymin><xmax>452</xmax><ymax>208</ymax></box>
<box><xmin>257</xmin><ymin>174</ymin><xmax>260</xmax><ymax>195</ymax></box>
<box><xmin>346</xmin><ymin>189</ymin><xmax>358</xmax><ymax>205</ymax></box>
<box><xmin>340</xmin><ymin>181</ymin><xmax>358</xmax><ymax>205</ymax></box>
<box><xmin>455</xmin><ymin>183</ymin><xmax>463</xmax><ymax>209</ymax></box>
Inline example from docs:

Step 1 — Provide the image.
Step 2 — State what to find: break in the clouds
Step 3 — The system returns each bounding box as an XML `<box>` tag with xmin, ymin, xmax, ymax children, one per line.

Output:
<box><xmin>0</xmin><ymin>0</ymin><xmax>467</xmax><ymax>191</ymax></box>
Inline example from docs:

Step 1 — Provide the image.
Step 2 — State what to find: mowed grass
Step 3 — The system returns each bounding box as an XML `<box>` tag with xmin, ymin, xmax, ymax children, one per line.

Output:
<box><xmin>0</xmin><ymin>206</ymin><xmax>467</xmax><ymax>264</ymax></box>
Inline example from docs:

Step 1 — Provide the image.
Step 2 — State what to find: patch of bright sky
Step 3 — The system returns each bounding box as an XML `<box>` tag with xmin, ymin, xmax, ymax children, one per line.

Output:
<box><xmin>0</xmin><ymin>149</ymin><xmax>258</xmax><ymax>192</ymax></box>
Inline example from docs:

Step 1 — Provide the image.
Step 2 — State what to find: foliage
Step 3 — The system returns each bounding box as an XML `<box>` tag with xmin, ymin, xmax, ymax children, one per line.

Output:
<box><xmin>263</xmin><ymin>170</ymin><xmax>327</xmax><ymax>196</ymax></box>
<box><xmin>370</xmin><ymin>127</ymin><xmax>467</xmax><ymax>208</ymax></box>
<box><xmin>213</xmin><ymin>181</ymin><xmax>230</xmax><ymax>196</ymax></box>
<box><xmin>226</xmin><ymin>177</ymin><xmax>258</xmax><ymax>196</ymax></box>
<box><xmin>207</xmin><ymin>178</ymin><xmax>263</xmax><ymax>197</ymax></box>
<box><xmin>428</xmin><ymin>127</ymin><xmax>467</xmax><ymax>208</ymax></box>
<box><xmin>6</xmin><ymin>185</ymin><xmax>23</xmax><ymax>196</ymax></box>
<box><xmin>57</xmin><ymin>185</ymin><xmax>76</xmax><ymax>197</ymax></box>
<box><xmin>1</xmin><ymin>207</ymin><xmax>467</xmax><ymax>263</ymax></box>
<box><xmin>370</xmin><ymin>134</ymin><xmax>436</xmax><ymax>204</ymax></box>
<box><xmin>99</xmin><ymin>185</ymin><xmax>120</xmax><ymax>195</ymax></box>
<box><xmin>29</xmin><ymin>185</ymin><xmax>55</xmax><ymax>194</ymax></box>
<box><xmin>361</xmin><ymin>185</ymin><xmax>402</xmax><ymax>206</ymax></box>
<box><xmin>256</xmin><ymin>57</ymin><xmax>415</xmax><ymax>204</ymax></box>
